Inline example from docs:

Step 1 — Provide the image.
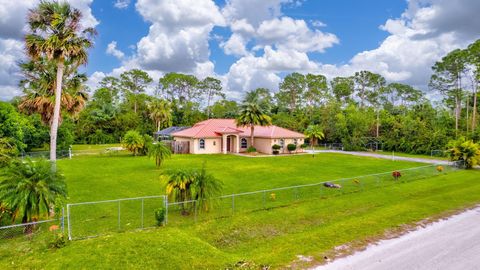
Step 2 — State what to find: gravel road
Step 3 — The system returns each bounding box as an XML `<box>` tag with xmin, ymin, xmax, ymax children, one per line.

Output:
<box><xmin>316</xmin><ymin>207</ymin><xmax>480</xmax><ymax>270</ymax></box>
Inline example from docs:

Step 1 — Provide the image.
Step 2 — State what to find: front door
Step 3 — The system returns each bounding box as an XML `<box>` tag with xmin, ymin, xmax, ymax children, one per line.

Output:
<box><xmin>226</xmin><ymin>137</ymin><xmax>231</xmax><ymax>152</ymax></box>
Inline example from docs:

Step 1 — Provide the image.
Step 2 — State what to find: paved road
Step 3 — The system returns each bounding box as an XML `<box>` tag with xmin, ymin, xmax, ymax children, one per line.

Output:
<box><xmin>316</xmin><ymin>207</ymin><xmax>480</xmax><ymax>270</ymax></box>
<box><xmin>306</xmin><ymin>150</ymin><xmax>450</xmax><ymax>165</ymax></box>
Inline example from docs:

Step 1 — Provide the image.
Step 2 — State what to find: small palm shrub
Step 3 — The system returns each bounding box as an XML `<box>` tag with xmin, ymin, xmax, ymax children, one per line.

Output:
<box><xmin>447</xmin><ymin>137</ymin><xmax>480</xmax><ymax>169</ymax></box>
<box><xmin>122</xmin><ymin>130</ymin><xmax>144</xmax><ymax>156</ymax></box>
<box><xmin>154</xmin><ymin>207</ymin><xmax>166</xmax><ymax>226</ymax></box>
<box><xmin>246</xmin><ymin>146</ymin><xmax>257</xmax><ymax>153</ymax></box>
<box><xmin>148</xmin><ymin>142</ymin><xmax>171</xmax><ymax>168</ymax></box>
<box><xmin>287</xmin><ymin>144</ymin><xmax>296</xmax><ymax>153</ymax></box>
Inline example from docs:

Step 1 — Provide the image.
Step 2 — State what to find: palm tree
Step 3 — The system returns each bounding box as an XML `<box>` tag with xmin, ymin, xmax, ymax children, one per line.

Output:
<box><xmin>192</xmin><ymin>164</ymin><xmax>223</xmax><ymax>212</ymax></box>
<box><xmin>163</xmin><ymin>170</ymin><xmax>194</xmax><ymax>215</ymax></box>
<box><xmin>25</xmin><ymin>1</ymin><xmax>96</xmax><ymax>164</ymax></box>
<box><xmin>236</xmin><ymin>102</ymin><xmax>272</xmax><ymax>148</ymax></box>
<box><xmin>148</xmin><ymin>142</ymin><xmax>172</xmax><ymax>168</ymax></box>
<box><xmin>304</xmin><ymin>124</ymin><xmax>325</xmax><ymax>157</ymax></box>
<box><xmin>148</xmin><ymin>99</ymin><xmax>172</xmax><ymax>132</ymax></box>
<box><xmin>0</xmin><ymin>158</ymin><xmax>67</xmax><ymax>233</ymax></box>
<box><xmin>18</xmin><ymin>58</ymin><xmax>88</xmax><ymax>125</ymax></box>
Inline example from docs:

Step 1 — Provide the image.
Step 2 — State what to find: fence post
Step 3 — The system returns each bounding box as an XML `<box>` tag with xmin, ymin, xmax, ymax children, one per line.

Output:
<box><xmin>118</xmin><ymin>201</ymin><xmax>121</xmax><ymax>231</ymax></box>
<box><xmin>69</xmin><ymin>146</ymin><xmax>72</xmax><ymax>159</ymax></box>
<box><xmin>194</xmin><ymin>201</ymin><xmax>198</xmax><ymax>223</ymax></box>
<box><xmin>141</xmin><ymin>198</ymin><xmax>144</xmax><ymax>229</ymax></box>
<box><xmin>61</xmin><ymin>207</ymin><xmax>65</xmax><ymax>234</ymax></box>
<box><xmin>231</xmin><ymin>195</ymin><xmax>235</xmax><ymax>215</ymax></box>
<box><xmin>262</xmin><ymin>191</ymin><xmax>266</xmax><ymax>209</ymax></box>
<box><xmin>67</xmin><ymin>204</ymin><xmax>72</xmax><ymax>240</ymax></box>
<box><xmin>164</xmin><ymin>196</ymin><xmax>168</xmax><ymax>225</ymax></box>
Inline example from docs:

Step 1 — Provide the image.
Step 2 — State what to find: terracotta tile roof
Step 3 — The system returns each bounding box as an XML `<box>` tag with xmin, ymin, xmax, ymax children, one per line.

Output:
<box><xmin>171</xmin><ymin>119</ymin><xmax>305</xmax><ymax>139</ymax></box>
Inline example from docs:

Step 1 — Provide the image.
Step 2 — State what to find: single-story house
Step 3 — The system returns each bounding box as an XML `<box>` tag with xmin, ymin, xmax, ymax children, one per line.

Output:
<box><xmin>153</xmin><ymin>126</ymin><xmax>189</xmax><ymax>141</ymax></box>
<box><xmin>171</xmin><ymin>119</ymin><xmax>305</xmax><ymax>154</ymax></box>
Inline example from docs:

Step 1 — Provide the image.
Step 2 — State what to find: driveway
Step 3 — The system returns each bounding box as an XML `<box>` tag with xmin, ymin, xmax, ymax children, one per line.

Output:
<box><xmin>315</xmin><ymin>207</ymin><xmax>480</xmax><ymax>270</ymax></box>
<box><xmin>306</xmin><ymin>150</ymin><xmax>450</xmax><ymax>165</ymax></box>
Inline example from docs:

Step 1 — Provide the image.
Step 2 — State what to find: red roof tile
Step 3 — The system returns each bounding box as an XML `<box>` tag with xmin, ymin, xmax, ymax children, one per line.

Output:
<box><xmin>171</xmin><ymin>119</ymin><xmax>305</xmax><ymax>139</ymax></box>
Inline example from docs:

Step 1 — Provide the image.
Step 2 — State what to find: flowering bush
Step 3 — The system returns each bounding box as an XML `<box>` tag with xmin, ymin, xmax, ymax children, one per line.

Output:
<box><xmin>436</xmin><ymin>166</ymin><xmax>444</xmax><ymax>172</ymax></box>
<box><xmin>392</xmin><ymin>171</ymin><xmax>401</xmax><ymax>180</ymax></box>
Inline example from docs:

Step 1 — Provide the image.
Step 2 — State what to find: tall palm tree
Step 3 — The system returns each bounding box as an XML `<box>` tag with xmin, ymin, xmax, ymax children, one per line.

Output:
<box><xmin>25</xmin><ymin>1</ymin><xmax>96</xmax><ymax>164</ymax></box>
<box><xmin>18</xmin><ymin>58</ymin><xmax>88</xmax><ymax>125</ymax></box>
<box><xmin>148</xmin><ymin>99</ymin><xmax>172</xmax><ymax>132</ymax></box>
<box><xmin>236</xmin><ymin>102</ymin><xmax>272</xmax><ymax>148</ymax></box>
<box><xmin>148</xmin><ymin>142</ymin><xmax>172</xmax><ymax>168</ymax></box>
<box><xmin>0</xmin><ymin>158</ymin><xmax>67</xmax><ymax>232</ymax></box>
<box><xmin>304</xmin><ymin>124</ymin><xmax>325</xmax><ymax>157</ymax></box>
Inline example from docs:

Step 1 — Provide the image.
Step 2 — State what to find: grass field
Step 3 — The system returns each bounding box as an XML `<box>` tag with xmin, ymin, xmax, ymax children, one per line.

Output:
<box><xmin>1</xmin><ymin>152</ymin><xmax>479</xmax><ymax>269</ymax></box>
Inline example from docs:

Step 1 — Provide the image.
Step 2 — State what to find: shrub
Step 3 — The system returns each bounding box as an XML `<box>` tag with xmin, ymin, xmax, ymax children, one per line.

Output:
<box><xmin>392</xmin><ymin>171</ymin><xmax>401</xmax><ymax>180</ymax></box>
<box><xmin>154</xmin><ymin>207</ymin><xmax>166</xmax><ymax>226</ymax></box>
<box><xmin>436</xmin><ymin>166</ymin><xmax>444</xmax><ymax>172</ymax></box>
<box><xmin>246</xmin><ymin>146</ymin><xmax>256</xmax><ymax>153</ymax></box>
<box><xmin>287</xmin><ymin>144</ymin><xmax>296</xmax><ymax>153</ymax></box>
<box><xmin>300</xmin><ymin>143</ymin><xmax>308</xmax><ymax>149</ymax></box>
<box><xmin>49</xmin><ymin>233</ymin><xmax>67</xmax><ymax>249</ymax></box>
<box><xmin>447</xmin><ymin>137</ymin><xmax>480</xmax><ymax>169</ymax></box>
<box><xmin>122</xmin><ymin>130</ymin><xmax>144</xmax><ymax>156</ymax></box>
<box><xmin>272</xmin><ymin>144</ymin><xmax>281</xmax><ymax>150</ymax></box>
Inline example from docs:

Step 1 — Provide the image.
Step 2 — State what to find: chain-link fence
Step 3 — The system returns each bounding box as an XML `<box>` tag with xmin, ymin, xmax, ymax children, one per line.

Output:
<box><xmin>21</xmin><ymin>150</ymin><xmax>71</xmax><ymax>159</ymax></box>
<box><xmin>4</xmin><ymin>163</ymin><xmax>458</xmax><ymax>242</ymax></box>
<box><xmin>66</xmin><ymin>195</ymin><xmax>166</xmax><ymax>240</ymax></box>
<box><xmin>166</xmin><ymin>163</ymin><xmax>459</xmax><ymax>226</ymax></box>
<box><xmin>0</xmin><ymin>214</ymin><xmax>65</xmax><ymax>243</ymax></box>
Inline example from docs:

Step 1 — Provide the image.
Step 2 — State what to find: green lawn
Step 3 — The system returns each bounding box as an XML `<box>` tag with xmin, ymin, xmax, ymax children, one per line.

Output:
<box><xmin>1</xmin><ymin>152</ymin><xmax>479</xmax><ymax>269</ymax></box>
<box><xmin>365</xmin><ymin>150</ymin><xmax>449</xmax><ymax>161</ymax></box>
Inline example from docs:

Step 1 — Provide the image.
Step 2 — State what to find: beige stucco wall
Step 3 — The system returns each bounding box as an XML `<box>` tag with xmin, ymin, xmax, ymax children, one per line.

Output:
<box><xmin>191</xmin><ymin>138</ymin><xmax>222</xmax><ymax>154</ymax></box>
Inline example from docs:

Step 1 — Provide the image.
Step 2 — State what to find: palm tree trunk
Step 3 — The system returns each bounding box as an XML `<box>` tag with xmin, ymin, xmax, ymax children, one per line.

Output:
<box><xmin>473</xmin><ymin>81</ymin><xmax>478</xmax><ymax>132</ymax></box>
<box><xmin>250</xmin><ymin>125</ymin><xmax>254</xmax><ymax>148</ymax></box>
<box><xmin>50</xmin><ymin>61</ymin><xmax>64</xmax><ymax>168</ymax></box>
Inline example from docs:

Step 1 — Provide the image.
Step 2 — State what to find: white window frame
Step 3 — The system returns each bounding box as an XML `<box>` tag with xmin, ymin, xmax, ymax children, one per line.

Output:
<box><xmin>199</xmin><ymin>138</ymin><xmax>205</xmax><ymax>149</ymax></box>
<box><xmin>241</xmin><ymin>138</ymin><xmax>247</xmax><ymax>148</ymax></box>
<box><xmin>280</xmin><ymin>139</ymin><xmax>285</xmax><ymax>148</ymax></box>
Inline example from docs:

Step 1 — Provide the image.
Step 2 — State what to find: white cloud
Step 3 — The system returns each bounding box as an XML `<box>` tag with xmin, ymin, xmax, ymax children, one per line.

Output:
<box><xmin>114</xmin><ymin>0</ymin><xmax>130</xmax><ymax>9</ymax></box>
<box><xmin>311</xmin><ymin>20</ymin><xmax>326</xmax><ymax>28</ymax></box>
<box><xmin>133</xmin><ymin>0</ymin><xmax>224</xmax><ymax>74</ymax></box>
<box><xmin>106</xmin><ymin>41</ymin><xmax>125</xmax><ymax>60</ymax></box>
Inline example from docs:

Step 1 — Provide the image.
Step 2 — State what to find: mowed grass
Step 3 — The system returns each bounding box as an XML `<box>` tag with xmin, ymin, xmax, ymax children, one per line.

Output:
<box><xmin>1</xmin><ymin>168</ymin><xmax>479</xmax><ymax>269</ymax></box>
<box><xmin>57</xmin><ymin>153</ymin><xmax>424</xmax><ymax>202</ymax></box>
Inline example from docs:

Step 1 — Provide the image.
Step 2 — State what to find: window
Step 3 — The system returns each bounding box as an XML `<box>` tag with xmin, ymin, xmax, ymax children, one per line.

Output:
<box><xmin>241</xmin><ymin>138</ymin><xmax>247</xmax><ymax>148</ymax></box>
<box><xmin>294</xmin><ymin>139</ymin><xmax>298</xmax><ymax>145</ymax></box>
<box><xmin>280</xmin><ymin>139</ymin><xmax>285</xmax><ymax>148</ymax></box>
<box><xmin>199</xmin><ymin>139</ymin><xmax>205</xmax><ymax>149</ymax></box>
<box><xmin>213</xmin><ymin>141</ymin><xmax>216</xmax><ymax>146</ymax></box>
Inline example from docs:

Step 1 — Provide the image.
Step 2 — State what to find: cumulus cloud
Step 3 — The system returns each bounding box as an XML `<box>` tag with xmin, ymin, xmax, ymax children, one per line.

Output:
<box><xmin>106</xmin><ymin>41</ymin><xmax>125</xmax><ymax>60</ymax></box>
<box><xmin>133</xmin><ymin>0</ymin><xmax>224</xmax><ymax>74</ymax></box>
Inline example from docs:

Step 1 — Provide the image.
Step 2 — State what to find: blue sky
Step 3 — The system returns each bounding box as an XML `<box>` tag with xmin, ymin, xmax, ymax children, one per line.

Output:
<box><xmin>0</xmin><ymin>0</ymin><xmax>479</xmax><ymax>100</ymax></box>
<box><xmin>89</xmin><ymin>0</ymin><xmax>407</xmax><ymax>75</ymax></box>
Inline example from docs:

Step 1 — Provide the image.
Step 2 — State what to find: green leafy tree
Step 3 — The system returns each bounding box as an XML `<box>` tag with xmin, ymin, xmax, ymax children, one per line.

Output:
<box><xmin>25</xmin><ymin>1</ymin><xmax>95</xmax><ymax>163</ymax></box>
<box><xmin>277</xmin><ymin>72</ymin><xmax>306</xmax><ymax>113</ymax></box>
<box><xmin>0</xmin><ymin>102</ymin><xmax>28</xmax><ymax>152</ymax></box>
<box><xmin>331</xmin><ymin>77</ymin><xmax>354</xmax><ymax>103</ymax></box>
<box><xmin>158</xmin><ymin>73</ymin><xmax>199</xmax><ymax>104</ymax></box>
<box><xmin>236</xmin><ymin>102</ymin><xmax>272</xmax><ymax>148</ymax></box>
<box><xmin>122</xmin><ymin>130</ymin><xmax>144</xmax><ymax>156</ymax></box>
<box><xmin>244</xmin><ymin>88</ymin><xmax>273</xmax><ymax>112</ymax></box>
<box><xmin>198</xmin><ymin>77</ymin><xmax>224</xmax><ymax>118</ymax></box>
<box><xmin>120</xmin><ymin>69</ymin><xmax>153</xmax><ymax>114</ymax></box>
<box><xmin>447</xmin><ymin>137</ymin><xmax>480</xmax><ymax>169</ymax></box>
<box><xmin>209</xmin><ymin>100</ymin><xmax>239</xmax><ymax>119</ymax></box>
<box><xmin>430</xmin><ymin>49</ymin><xmax>469</xmax><ymax>136</ymax></box>
<box><xmin>0</xmin><ymin>138</ymin><xmax>19</xmax><ymax>167</ymax></box>
<box><xmin>467</xmin><ymin>40</ymin><xmax>480</xmax><ymax>131</ymax></box>
<box><xmin>0</xmin><ymin>158</ymin><xmax>67</xmax><ymax>230</ymax></box>
<box><xmin>148</xmin><ymin>142</ymin><xmax>172</xmax><ymax>168</ymax></box>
